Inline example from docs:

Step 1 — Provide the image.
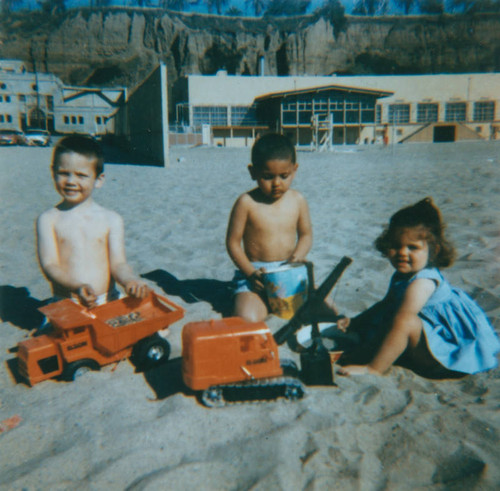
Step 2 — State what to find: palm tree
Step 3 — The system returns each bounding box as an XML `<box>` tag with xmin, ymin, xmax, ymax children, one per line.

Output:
<box><xmin>394</xmin><ymin>0</ymin><xmax>415</xmax><ymax>14</ymax></box>
<box><xmin>265</xmin><ymin>0</ymin><xmax>311</xmax><ymax>16</ymax></box>
<box><xmin>418</xmin><ymin>0</ymin><xmax>444</xmax><ymax>13</ymax></box>
<box><xmin>207</xmin><ymin>0</ymin><xmax>229</xmax><ymax>14</ymax></box>
<box><xmin>245</xmin><ymin>0</ymin><xmax>268</xmax><ymax>16</ymax></box>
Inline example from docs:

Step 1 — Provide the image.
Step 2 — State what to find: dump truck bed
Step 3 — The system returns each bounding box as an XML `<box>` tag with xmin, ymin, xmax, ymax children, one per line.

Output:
<box><xmin>39</xmin><ymin>293</ymin><xmax>185</xmax><ymax>356</ymax></box>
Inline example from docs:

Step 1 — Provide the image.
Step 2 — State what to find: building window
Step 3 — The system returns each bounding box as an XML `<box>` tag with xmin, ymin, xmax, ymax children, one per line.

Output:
<box><xmin>0</xmin><ymin>83</ymin><xmax>6</xmax><ymax>89</ymax></box>
<box><xmin>31</xmin><ymin>84</ymin><xmax>38</xmax><ymax>91</ymax></box>
<box><xmin>0</xmin><ymin>115</ymin><xmax>3</xmax><ymax>122</ymax></box>
<box><xmin>96</xmin><ymin>116</ymin><xmax>102</xmax><ymax>124</ymax></box>
<box><xmin>63</xmin><ymin>115</ymin><xmax>69</xmax><ymax>124</ymax></box>
<box><xmin>360</xmin><ymin>100</ymin><xmax>375</xmax><ymax>123</ymax></box>
<box><xmin>6</xmin><ymin>114</ymin><xmax>12</xmax><ymax>122</ymax></box>
<box><xmin>5</xmin><ymin>95</ymin><xmax>10</xmax><ymax>103</ymax></box>
<box><xmin>417</xmin><ymin>103</ymin><xmax>438</xmax><ymax>123</ymax></box>
<box><xmin>192</xmin><ymin>106</ymin><xmax>228</xmax><ymax>126</ymax></box>
<box><xmin>473</xmin><ymin>101</ymin><xmax>494</xmax><ymax>122</ymax></box>
<box><xmin>445</xmin><ymin>102</ymin><xmax>466</xmax><ymax>122</ymax></box>
<box><xmin>231</xmin><ymin>106</ymin><xmax>257</xmax><ymax>126</ymax></box>
<box><xmin>376</xmin><ymin>105</ymin><xmax>382</xmax><ymax>124</ymax></box>
<box><xmin>388</xmin><ymin>104</ymin><xmax>410</xmax><ymax>124</ymax></box>
<box><xmin>18</xmin><ymin>94</ymin><xmax>26</xmax><ymax>102</ymax></box>
<box><xmin>46</xmin><ymin>96</ymin><xmax>54</xmax><ymax>111</ymax></box>
<box><xmin>71</xmin><ymin>116</ymin><xmax>77</xmax><ymax>124</ymax></box>
<box><xmin>78</xmin><ymin>116</ymin><xmax>84</xmax><ymax>124</ymax></box>
<box><xmin>0</xmin><ymin>95</ymin><xmax>2</xmax><ymax>102</ymax></box>
<box><xmin>282</xmin><ymin>108</ymin><xmax>296</xmax><ymax>125</ymax></box>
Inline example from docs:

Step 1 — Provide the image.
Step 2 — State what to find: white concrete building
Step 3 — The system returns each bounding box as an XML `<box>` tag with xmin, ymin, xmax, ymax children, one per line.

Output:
<box><xmin>175</xmin><ymin>72</ymin><xmax>499</xmax><ymax>147</ymax></box>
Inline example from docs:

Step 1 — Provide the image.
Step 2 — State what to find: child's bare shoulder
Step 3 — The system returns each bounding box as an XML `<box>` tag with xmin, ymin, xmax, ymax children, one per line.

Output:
<box><xmin>37</xmin><ymin>207</ymin><xmax>58</xmax><ymax>227</ymax></box>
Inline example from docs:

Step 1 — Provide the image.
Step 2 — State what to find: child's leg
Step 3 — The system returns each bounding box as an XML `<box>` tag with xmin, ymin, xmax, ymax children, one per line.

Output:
<box><xmin>339</xmin><ymin>312</ymin><xmax>423</xmax><ymax>375</ymax></box>
<box><xmin>233</xmin><ymin>291</ymin><xmax>269</xmax><ymax>323</ymax></box>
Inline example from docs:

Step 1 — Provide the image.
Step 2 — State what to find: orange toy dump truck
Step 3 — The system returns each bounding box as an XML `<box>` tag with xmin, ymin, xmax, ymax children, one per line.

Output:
<box><xmin>17</xmin><ymin>292</ymin><xmax>184</xmax><ymax>385</ymax></box>
<box><xmin>182</xmin><ymin>257</ymin><xmax>352</xmax><ymax>407</ymax></box>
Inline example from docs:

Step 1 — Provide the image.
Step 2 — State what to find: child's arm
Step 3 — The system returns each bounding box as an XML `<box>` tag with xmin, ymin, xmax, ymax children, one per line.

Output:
<box><xmin>36</xmin><ymin>213</ymin><xmax>97</xmax><ymax>306</ymax></box>
<box><xmin>107</xmin><ymin>213</ymin><xmax>149</xmax><ymax>298</ymax></box>
<box><xmin>226</xmin><ymin>195</ymin><xmax>265</xmax><ymax>291</ymax></box>
<box><xmin>287</xmin><ymin>194</ymin><xmax>312</xmax><ymax>263</ymax></box>
<box><xmin>340</xmin><ymin>278</ymin><xmax>437</xmax><ymax>375</ymax></box>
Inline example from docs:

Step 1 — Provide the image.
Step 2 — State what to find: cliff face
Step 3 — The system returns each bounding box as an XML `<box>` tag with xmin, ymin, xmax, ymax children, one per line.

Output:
<box><xmin>1</xmin><ymin>9</ymin><xmax>498</xmax><ymax>90</ymax></box>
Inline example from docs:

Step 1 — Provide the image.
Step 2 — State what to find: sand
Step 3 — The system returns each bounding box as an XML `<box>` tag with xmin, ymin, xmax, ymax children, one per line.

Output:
<box><xmin>1</xmin><ymin>141</ymin><xmax>499</xmax><ymax>490</ymax></box>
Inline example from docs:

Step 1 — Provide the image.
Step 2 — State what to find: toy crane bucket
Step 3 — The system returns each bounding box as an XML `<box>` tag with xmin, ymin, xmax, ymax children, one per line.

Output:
<box><xmin>273</xmin><ymin>257</ymin><xmax>352</xmax><ymax>386</ymax></box>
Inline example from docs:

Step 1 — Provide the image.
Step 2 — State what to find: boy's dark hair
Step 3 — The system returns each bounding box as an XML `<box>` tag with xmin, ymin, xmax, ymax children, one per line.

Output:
<box><xmin>52</xmin><ymin>134</ymin><xmax>104</xmax><ymax>176</ymax></box>
<box><xmin>251</xmin><ymin>133</ymin><xmax>296</xmax><ymax>170</ymax></box>
<box><xmin>375</xmin><ymin>197</ymin><xmax>456</xmax><ymax>268</ymax></box>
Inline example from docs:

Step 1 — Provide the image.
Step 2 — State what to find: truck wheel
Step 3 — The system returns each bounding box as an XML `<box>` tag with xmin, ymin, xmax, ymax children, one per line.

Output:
<box><xmin>132</xmin><ymin>334</ymin><xmax>171</xmax><ymax>369</ymax></box>
<box><xmin>63</xmin><ymin>359</ymin><xmax>99</xmax><ymax>381</ymax></box>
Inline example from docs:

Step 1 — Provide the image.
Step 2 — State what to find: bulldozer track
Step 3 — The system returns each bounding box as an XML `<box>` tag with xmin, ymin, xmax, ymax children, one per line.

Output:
<box><xmin>201</xmin><ymin>376</ymin><xmax>306</xmax><ymax>408</ymax></box>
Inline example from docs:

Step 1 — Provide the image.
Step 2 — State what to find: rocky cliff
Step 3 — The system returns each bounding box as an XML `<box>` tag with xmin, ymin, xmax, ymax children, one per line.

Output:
<box><xmin>1</xmin><ymin>9</ymin><xmax>498</xmax><ymax>91</ymax></box>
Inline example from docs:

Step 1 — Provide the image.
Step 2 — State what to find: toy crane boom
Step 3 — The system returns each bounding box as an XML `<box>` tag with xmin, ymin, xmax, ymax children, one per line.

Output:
<box><xmin>273</xmin><ymin>256</ymin><xmax>353</xmax><ymax>346</ymax></box>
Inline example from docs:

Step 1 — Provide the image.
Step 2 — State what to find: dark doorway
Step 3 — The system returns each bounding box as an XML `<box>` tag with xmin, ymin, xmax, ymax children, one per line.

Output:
<box><xmin>434</xmin><ymin>125</ymin><xmax>455</xmax><ymax>142</ymax></box>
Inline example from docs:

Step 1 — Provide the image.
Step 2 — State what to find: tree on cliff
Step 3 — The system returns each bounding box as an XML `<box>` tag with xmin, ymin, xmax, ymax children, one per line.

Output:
<box><xmin>265</xmin><ymin>0</ymin><xmax>311</xmax><ymax>16</ymax></box>
<box><xmin>1</xmin><ymin>0</ymin><xmax>23</xmax><ymax>13</ymax></box>
<box><xmin>352</xmin><ymin>0</ymin><xmax>389</xmax><ymax>15</ymax></box>
<box><xmin>418</xmin><ymin>0</ymin><xmax>444</xmax><ymax>13</ymax></box>
<box><xmin>448</xmin><ymin>0</ymin><xmax>500</xmax><ymax>13</ymax></box>
<box><xmin>245</xmin><ymin>0</ymin><xmax>268</xmax><ymax>16</ymax></box>
<box><xmin>207</xmin><ymin>0</ymin><xmax>229</xmax><ymax>14</ymax></box>
<box><xmin>394</xmin><ymin>0</ymin><xmax>416</xmax><ymax>14</ymax></box>
<box><xmin>37</xmin><ymin>0</ymin><xmax>66</xmax><ymax>14</ymax></box>
<box><xmin>160</xmin><ymin>0</ymin><xmax>185</xmax><ymax>9</ymax></box>
<box><xmin>315</xmin><ymin>0</ymin><xmax>346</xmax><ymax>35</ymax></box>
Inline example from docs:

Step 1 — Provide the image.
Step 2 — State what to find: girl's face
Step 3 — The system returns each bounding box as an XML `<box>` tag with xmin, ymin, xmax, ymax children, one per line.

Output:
<box><xmin>387</xmin><ymin>227</ymin><xmax>430</xmax><ymax>275</ymax></box>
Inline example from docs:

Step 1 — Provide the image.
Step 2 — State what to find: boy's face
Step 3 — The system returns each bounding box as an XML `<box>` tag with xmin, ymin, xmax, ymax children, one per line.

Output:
<box><xmin>249</xmin><ymin>158</ymin><xmax>298</xmax><ymax>201</ymax></box>
<box><xmin>53</xmin><ymin>152</ymin><xmax>104</xmax><ymax>206</ymax></box>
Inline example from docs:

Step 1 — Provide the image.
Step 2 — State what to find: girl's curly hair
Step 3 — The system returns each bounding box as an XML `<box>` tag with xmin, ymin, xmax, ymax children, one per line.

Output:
<box><xmin>375</xmin><ymin>197</ymin><xmax>456</xmax><ymax>268</ymax></box>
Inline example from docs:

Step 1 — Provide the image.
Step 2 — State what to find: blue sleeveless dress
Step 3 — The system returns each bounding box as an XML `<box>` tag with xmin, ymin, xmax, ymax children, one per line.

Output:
<box><xmin>385</xmin><ymin>268</ymin><xmax>500</xmax><ymax>374</ymax></box>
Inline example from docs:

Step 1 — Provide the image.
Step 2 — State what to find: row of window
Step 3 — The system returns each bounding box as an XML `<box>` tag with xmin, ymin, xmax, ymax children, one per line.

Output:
<box><xmin>63</xmin><ymin>115</ymin><xmax>85</xmax><ymax>125</ymax></box>
<box><xmin>192</xmin><ymin>106</ymin><xmax>259</xmax><ymax>126</ymax></box>
<box><xmin>62</xmin><ymin>115</ymin><xmax>108</xmax><ymax>125</ymax></box>
<box><xmin>385</xmin><ymin>101</ymin><xmax>494</xmax><ymax>124</ymax></box>
<box><xmin>0</xmin><ymin>114</ymin><xmax>13</xmax><ymax>122</ymax></box>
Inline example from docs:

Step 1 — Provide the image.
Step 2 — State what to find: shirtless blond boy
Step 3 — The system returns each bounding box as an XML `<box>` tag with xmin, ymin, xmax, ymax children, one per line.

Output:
<box><xmin>37</xmin><ymin>135</ymin><xmax>148</xmax><ymax>309</ymax></box>
<box><xmin>226</xmin><ymin>133</ymin><xmax>313</xmax><ymax>322</ymax></box>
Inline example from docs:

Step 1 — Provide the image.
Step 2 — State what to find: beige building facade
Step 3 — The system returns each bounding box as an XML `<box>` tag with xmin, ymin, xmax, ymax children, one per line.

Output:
<box><xmin>175</xmin><ymin>72</ymin><xmax>499</xmax><ymax>148</ymax></box>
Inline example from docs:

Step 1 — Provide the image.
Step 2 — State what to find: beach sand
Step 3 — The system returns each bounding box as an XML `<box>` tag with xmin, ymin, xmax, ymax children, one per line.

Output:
<box><xmin>1</xmin><ymin>141</ymin><xmax>499</xmax><ymax>489</ymax></box>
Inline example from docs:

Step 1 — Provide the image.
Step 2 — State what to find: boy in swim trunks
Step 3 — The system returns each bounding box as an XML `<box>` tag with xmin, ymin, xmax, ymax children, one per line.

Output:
<box><xmin>227</xmin><ymin>133</ymin><xmax>336</xmax><ymax>322</ymax></box>
<box><xmin>37</xmin><ymin>135</ymin><xmax>149</xmax><ymax>309</ymax></box>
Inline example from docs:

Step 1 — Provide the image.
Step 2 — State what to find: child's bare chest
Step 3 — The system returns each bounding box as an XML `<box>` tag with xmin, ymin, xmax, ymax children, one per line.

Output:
<box><xmin>248</xmin><ymin>201</ymin><xmax>299</xmax><ymax>231</ymax></box>
<box><xmin>54</xmin><ymin>214</ymin><xmax>109</xmax><ymax>247</ymax></box>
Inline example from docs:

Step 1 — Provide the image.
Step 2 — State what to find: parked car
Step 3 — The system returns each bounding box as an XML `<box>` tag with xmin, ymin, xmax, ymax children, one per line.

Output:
<box><xmin>24</xmin><ymin>129</ymin><xmax>51</xmax><ymax>147</ymax></box>
<box><xmin>0</xmin><ymin>129</ymin><xmax>26</xmax><ymax>146</ymax></box>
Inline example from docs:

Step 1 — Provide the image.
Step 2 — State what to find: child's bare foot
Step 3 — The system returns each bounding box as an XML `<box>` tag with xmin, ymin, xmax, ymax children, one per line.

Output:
<box><xmin>337</xmin><ymin>364</ymin><xmax>380</xmax><ymax>376</ymax></box>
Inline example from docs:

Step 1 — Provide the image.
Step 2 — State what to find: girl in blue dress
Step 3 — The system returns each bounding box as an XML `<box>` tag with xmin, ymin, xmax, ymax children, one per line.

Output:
<box><xmin>339</xmin><ymin>197</ymin><xmax>500</xmax><ymax>377</ymax></box>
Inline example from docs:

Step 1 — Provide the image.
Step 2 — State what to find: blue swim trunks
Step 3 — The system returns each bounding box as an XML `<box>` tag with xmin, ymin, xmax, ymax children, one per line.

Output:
<box><xmin>231</xmin><ymin>261</ymin><xmax>285</xmax><ymax>294</ymax></box>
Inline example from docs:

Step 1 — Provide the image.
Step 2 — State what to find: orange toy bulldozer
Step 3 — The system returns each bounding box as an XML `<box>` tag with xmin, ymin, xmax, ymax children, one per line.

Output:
<box><xmin>182</xmin><ymin>257</ymin><xmax>352</xmax><ymax>407</ymax></box>
<box><xmin>17</xmin><ymin>292</ymin><xmax>184</xmax><ymax>385</ymax></box>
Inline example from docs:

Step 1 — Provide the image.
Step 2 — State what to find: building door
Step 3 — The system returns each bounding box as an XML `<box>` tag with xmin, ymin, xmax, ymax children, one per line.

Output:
<box><xmin>433</xmin><ymin>125</ymin><xmax>455</xmax><ymax>143</ymax></box>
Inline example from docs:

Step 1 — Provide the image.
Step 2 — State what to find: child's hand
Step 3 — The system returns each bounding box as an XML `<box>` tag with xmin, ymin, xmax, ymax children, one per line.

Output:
<box><xmin>76</xmin><ymin>284</ymin><xmax>97</xmax><ymax>309</ymax></box>
<box><xmin>125</xmin><ymin>280</ymin><xmax>150</xmax><ymax>299</ymax></box>
<box><xmin>248</xmin><ymin>269</ymin><xmax>266</xmax><ymax>293</ymax></box>
<box><xmin>337</xmin><ymin>316</ymin><xmax>351</xmax><ymax>332</ymax></box>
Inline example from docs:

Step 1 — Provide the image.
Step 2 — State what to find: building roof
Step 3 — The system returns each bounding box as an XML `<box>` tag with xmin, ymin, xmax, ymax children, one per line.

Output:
<box><xmin>255</xmin><ymin>84</ymin><xmax>393</xmax><ymax>102</ymax></box>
